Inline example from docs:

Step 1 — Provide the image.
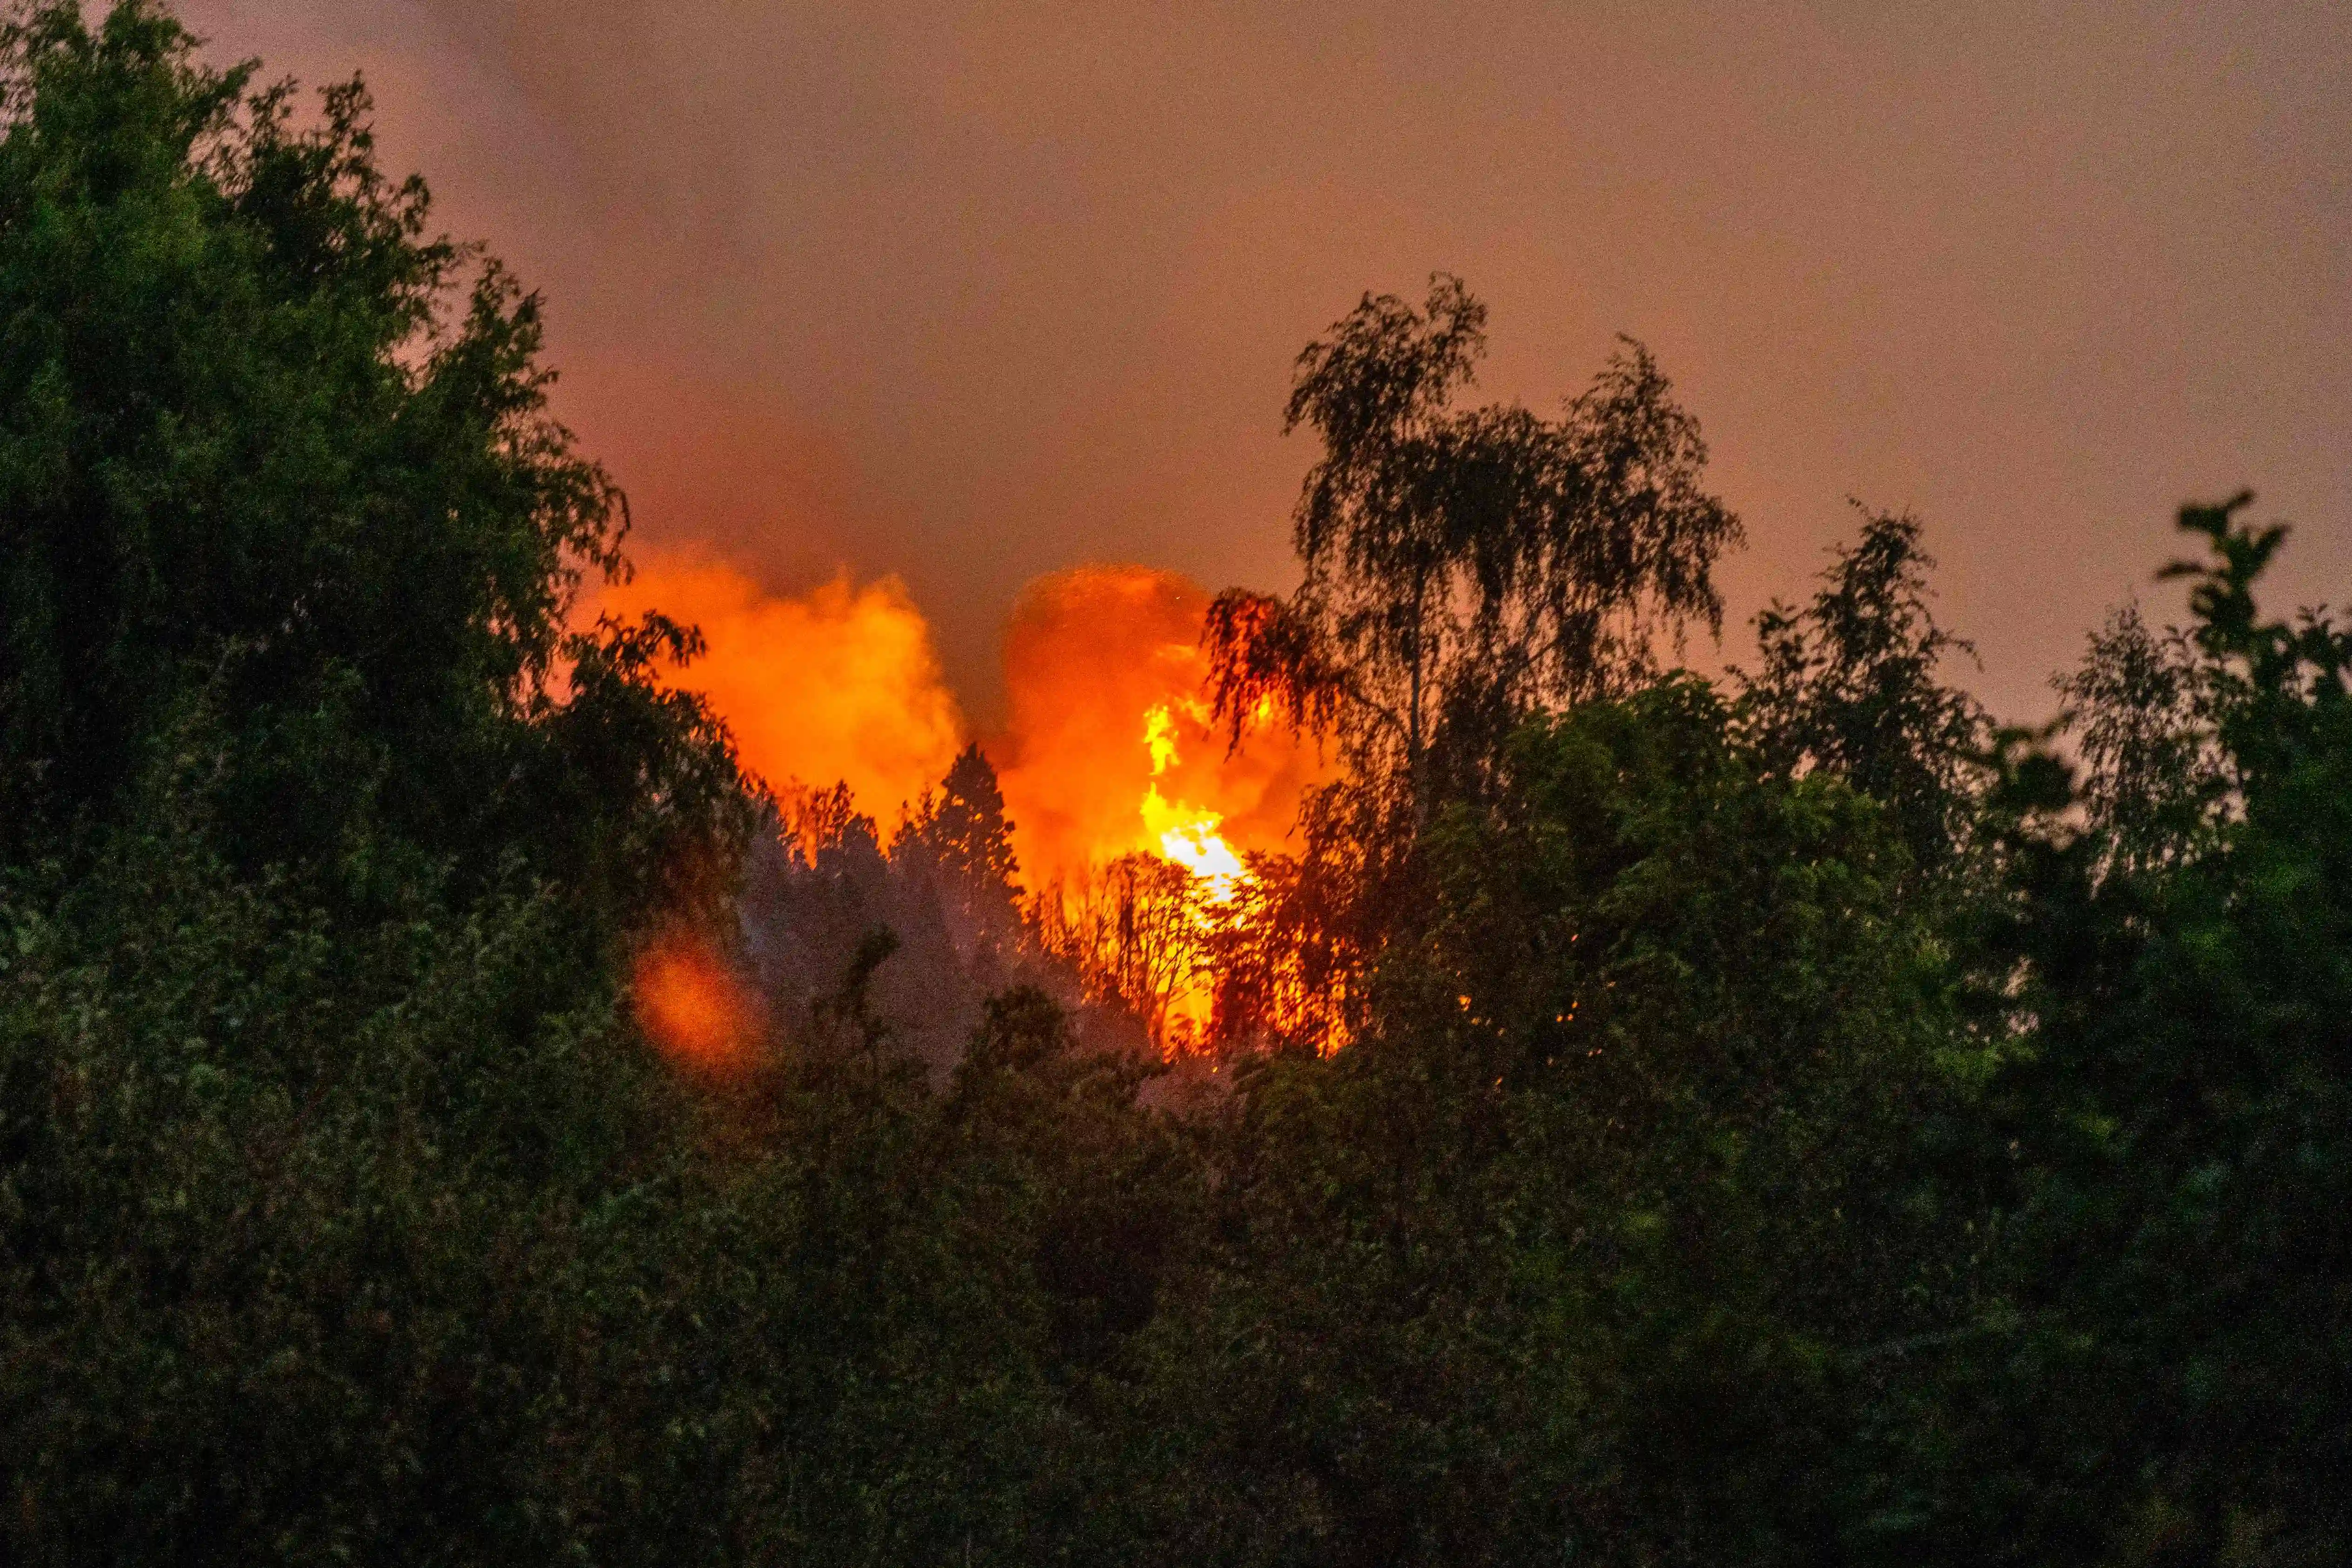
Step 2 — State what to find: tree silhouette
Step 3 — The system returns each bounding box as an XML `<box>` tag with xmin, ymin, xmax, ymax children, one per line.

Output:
<box><xmin>1740</xmin><ymin>505</ymin><xmax>1988</xmax><ymax>872</ymax></box>
<box><xmin>1207</xmin><ymin>274</ymin><xmax>1741</xmax><ymax>829</ymax></box>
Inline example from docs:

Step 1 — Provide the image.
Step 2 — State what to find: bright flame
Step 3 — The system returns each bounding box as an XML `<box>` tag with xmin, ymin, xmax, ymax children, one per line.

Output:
<box><xmin>633</xmin><ymin>937</ymin><xmax>761</xmax><ymax>1073</ymax></box>
<box><xmin>1143</xmin><ymin>704</ymin><xmax>1183</xmax><ymax>774</ymax></box>
<box><xmin>590</xmin><ymin>556</ymin><xmax>964</xmax><ymax>822</ymax></box>
<box><xmin>1143</xmin><ymin>784</ymin><xmax>1247</xmax><ymax>895</ymax></box>
<box><xmin>992</xmin><ymin>566</ymin><xmax>1328</xmax><ymax>1052</ymax></box>
<box><xmin>1137</xmin><ymin>701</ymin><xmax>1248</xmax><ymax>896</ymax></box>
<box><xmin>993</xmin><ymin>565</ymin><xmax>1327</xmax><ymax>890</ymax></box>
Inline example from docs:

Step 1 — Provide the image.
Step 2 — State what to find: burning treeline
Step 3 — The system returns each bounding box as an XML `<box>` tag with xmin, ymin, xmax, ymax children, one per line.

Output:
<box><xmin>595</xmin><ymin>556</ymin><xmax>1331</xmax><ymax>1059</ymax></box>
<box><xmin>601</xmin><ymin>278</ymin><xmax>1750</xmax><ymax>1067</ymax></box>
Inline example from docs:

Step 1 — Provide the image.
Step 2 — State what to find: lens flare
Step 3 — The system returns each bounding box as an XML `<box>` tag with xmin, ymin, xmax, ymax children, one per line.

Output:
<box><xmin>632</xmin><ymin>937</ymin><xmax>761</xmax><ymax>1072</ymax></box>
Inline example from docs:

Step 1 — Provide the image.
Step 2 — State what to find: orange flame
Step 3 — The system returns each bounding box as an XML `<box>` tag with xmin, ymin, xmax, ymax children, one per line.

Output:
<box><xmin>590</xmin><ymin>556</ymin><xmax>964</xmax><ymax>822</ymax></box>
<box><xmin>992</xmin><ymin>566</ymin><xmax>1328</xmax><ymax>1051</ymax></box>
<box><xmin>993</xmin><ymin>565</ymin><xmax>1325</xmax><ymax>893</ymax></box>
<box><xmin>632</xmin><ymin>937</ymin><xmax>762</xmax><ymax>1072</ymax></box>
<box><xmin>1140</xmin><ymin>704</ymin><xmax>1248</xmax><ymax>897</ymax></box>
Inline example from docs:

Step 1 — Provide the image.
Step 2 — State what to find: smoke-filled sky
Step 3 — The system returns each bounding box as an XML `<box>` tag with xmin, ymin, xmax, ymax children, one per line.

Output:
<box><xmin>183</xmin><ymin>0</ymin><xmax>2348</xmax><ymax>727</ymax></box>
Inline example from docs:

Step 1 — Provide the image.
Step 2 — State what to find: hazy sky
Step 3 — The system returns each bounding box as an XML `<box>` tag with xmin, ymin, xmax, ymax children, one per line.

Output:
<box><xmin>180</xmin><ymin>0</ymin><xmax>2350</xmax><ymax>726</ymax></box>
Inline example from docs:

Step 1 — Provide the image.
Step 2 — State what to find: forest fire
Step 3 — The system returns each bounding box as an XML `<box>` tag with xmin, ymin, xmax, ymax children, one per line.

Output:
<box><xmin>590</xmin><ymin>557</ymin><xmax>1320</xmax><ymax>884</ymax></box>
<box><xmin>24</xmin><ymin>6</ymin><xmax>2323</xmax><ymax>1548</ymax></box>
<box><xmin>1142</xmin><ymin>703</ymin><xmax>1249</xmax><ymax>897</ymax></box>
<box><xmin>987</xmin><ymin>566</ymin><xmax>1328</xmax><ymax>1047</ymax></box>
<box><xmin>592</xmin><ymin>557</ymin><xmax>1327</xmax><ymax>1054</ymax></box>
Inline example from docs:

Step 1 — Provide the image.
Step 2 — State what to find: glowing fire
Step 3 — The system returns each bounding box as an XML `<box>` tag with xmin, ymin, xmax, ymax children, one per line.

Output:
<box><xmin>992</xmin><ymin>565</ymin><xmax>1325</xmax><ymax>892</ymax></box>
<box><xmin>988</xmin><ymin>567</ymin><xmax>1328</xmax><ymax>1052</ymax></box>
<box><xmin>596</xmin><ymin>554</ymin><xmax>1328</xmax><ymax>1054</ymax></box>
<box><xmin>1139</xmin><ymin>702</ymin><xmax>1248</xmax><ymax>898</ymax></box>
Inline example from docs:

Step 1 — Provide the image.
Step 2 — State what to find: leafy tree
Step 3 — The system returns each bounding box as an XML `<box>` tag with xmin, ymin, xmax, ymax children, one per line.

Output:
<box><xmin>1206</xmin><ymin>275</ymin><xmax>1742</xmax><ymax>828</ymax></box>
<box><xmin>1032</xmin><ymin>851</ymin><xmax>1209</xmax><ymax>1053</ymax></box>
<box><xmin>2054</xmin><ymin>602</ymin><xmax>2231</xmax><ymax>877</ymax></box>
<box><xmin>1206</xmin><ymin>831</ymin><xmax>1362</xmax><ymax>1054</ymax></box>
<box><xmin>944</xmin><ymin>989</ymin><xmax>1195</xmax><ymax>1378</ymax></box>
<box><xmin>1128</xmin><ymin>680</ymin><xmax>1967</xmax><ymax>1566</ymax></box>
<box><xmin>1203</xmin><ymin>279</ymin><xmax>1743</xmax><ymax>1047</ymax></box>
<box><xmin>4</xmin><ymin>770</ymin><xmax>793</xmax><ymax>1564</ymax></box>
<box><xmin>895</xmin><ymin>742</ymin><xmax>1023</xmax><ymax>940</ymax></box>
<box><xmin>1740</xmin><ymin>505</ymin><xmax>1989</xmax><ymax>873</ymax></box>
<box><xmin>0</xmin><ymin>7</ymin><xmax>748</xmax><ymax>1560</ymax></box>
<box><xmin>1926</xmin><ymin>496</ymin><xmax>2352</xmax><ymax>1566</ymax></box>
<box><xmin>0</xmin><ymin>0</ymin><xmax>733</xmax><ymax>917</ymax></box>
<box><xmin>7</xmin><ymin>10</ymin><xmax>2346</xmax><ymax>1565</ymax></box>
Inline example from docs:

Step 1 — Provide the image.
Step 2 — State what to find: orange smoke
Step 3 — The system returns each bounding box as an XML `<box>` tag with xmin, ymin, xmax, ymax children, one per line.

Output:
<box><xmin>633</xmin><ymin>937</ymin><xmax>762</xmax><ymax>1072</ymax></box>
<box><xmin>591</xmin><ymin>557</ymin><xmax>964</xmax><ymax>822</ymax></box>
<box><xmin>992</xmin><ymin>565</ymin><xmax>1328</xmax><ymax>897</ymax></box>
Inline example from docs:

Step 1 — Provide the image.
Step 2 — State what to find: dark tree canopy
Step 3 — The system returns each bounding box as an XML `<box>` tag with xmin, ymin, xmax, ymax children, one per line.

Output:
<box><xmin>2053</xmin><ymin>601</ymin><xmax>2228</xmax><ymax>875</ymax></box>
<box><xmin>1945</xmin><ymin>495</ymin><xmax>2352</xmax><ymax>1564</ymax></box>
<box><xmin>896</xmin><ymin>743</ymin><xmax>1022</xmax><ymax>915</ymax></box>
<box><xmin>2</xmin><ymin>9</ymin><xmax>2346</xmax><ymax>1566</ymax></box>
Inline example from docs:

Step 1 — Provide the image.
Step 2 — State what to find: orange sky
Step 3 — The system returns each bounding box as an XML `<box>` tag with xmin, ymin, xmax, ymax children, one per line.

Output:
<box><xmin>186</xmin><ymin>0</ymin><xmax>2349</xmax><ymax>728</ymax></box>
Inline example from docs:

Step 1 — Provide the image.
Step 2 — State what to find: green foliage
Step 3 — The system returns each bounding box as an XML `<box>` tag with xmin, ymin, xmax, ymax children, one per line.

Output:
<box><xmin>1204</xmin><ymin>277</ymin><xmax>1744</xmax><ymax>1049</ymax></box>
<box><xmin>0</xmin><ymin>0</ymin><xmax>739</xmax><ymax>920</ymax></box>
<box><xmin>2054</xmin><ymin>601</ymin><xmax>2229</xmax><ymax>874</ymax></box>
<box><xmin>0</xmin><ymin>825</ymin><xmax>652</xmax><ymax>1561</ymax></box>
<box><xmin>1118</xmin><ymin>679</ymin><xmax>1966</xmax><ymax>1565</ymax></box>
<box><xmin>0</xmin><ymin>6</ymin><xmax>761</xmax><ymax>1559</ymax></box>
<box><xmin>1922</xmin><ymin>496</ymin><xmax>2352</xmax><ymax>1566</ymax></box>
<box><xmin>900</xmin><ymin>743</ymin><xmax>1023</xmax><ymax>903</ymax></box>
